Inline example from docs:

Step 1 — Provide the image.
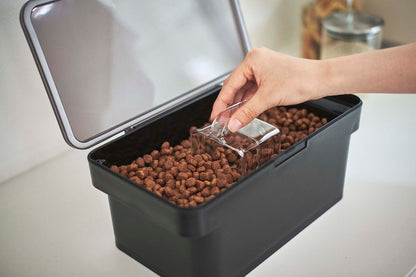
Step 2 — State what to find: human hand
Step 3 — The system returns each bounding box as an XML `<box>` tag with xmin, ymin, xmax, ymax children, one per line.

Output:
<box><xmin>210</xmin><ymin>47</ymin><xmax>327</xmax><ymax>132</ymax></box>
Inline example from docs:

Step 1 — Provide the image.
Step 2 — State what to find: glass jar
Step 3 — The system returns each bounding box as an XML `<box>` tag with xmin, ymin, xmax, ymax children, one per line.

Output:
<box><xmin>321</xmin><ymin>11</ymin><xmax>384</xmax><ymax>59</ymax></box>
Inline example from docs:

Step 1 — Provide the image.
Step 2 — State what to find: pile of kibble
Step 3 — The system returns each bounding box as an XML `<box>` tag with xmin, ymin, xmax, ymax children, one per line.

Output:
<box><xmin>109</xmin><ymin>106</ymin><xmax>328</xmax><ymax>208</ymax></box>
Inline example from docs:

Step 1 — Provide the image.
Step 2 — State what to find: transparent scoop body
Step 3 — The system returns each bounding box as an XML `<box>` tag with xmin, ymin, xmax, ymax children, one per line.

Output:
<box><xmin>191</xmin><ymin>101</ymin><xmax>281</xmax><ymax>176</ymax></box>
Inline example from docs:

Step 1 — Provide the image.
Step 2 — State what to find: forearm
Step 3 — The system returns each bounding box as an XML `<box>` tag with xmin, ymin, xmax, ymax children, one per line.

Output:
<box><xmin>322</xmin><ymin>43</ymin><xmax>416</xmax><ymax>95</ymax></box>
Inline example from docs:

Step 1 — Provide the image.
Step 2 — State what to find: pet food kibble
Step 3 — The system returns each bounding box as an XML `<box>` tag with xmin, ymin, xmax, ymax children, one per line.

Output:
<box><xmin>137</xmin><ymin>170</ymin><xmax>146</xmax><ymax>179</ymax></box>
<box><xmin>144</xmin><ymin>178</ymin><xmax>156</xmax><ymax>188</ymax></box>
<box><xmin>108</xmin><ymin>105</ymin><xmax>328</xmax><ymax>207</ymax></box>
<box><xmin>178</xmin><ymin>162</ymin><xmax>188</xmax><ymax>172</ymax></box>
<box><xmin>143</xmin><ymin>154</ymin><xmax>152</xmax><ymax>164</ymax></box>
<box><xmin>151</xmin><ymin>150</ymin><xmax>160</xmax><ymax>160</ymax></box>
<box><xmin>185</xmin><ymin>178</ymin><xmax>196</xmax><ymax>187</ymax></box>
<box><xmin>136</xmin><ymin>158</ymin><xmax>145</xmax><ymax>167</ymax></box>
<box><xmin>161</xmin><ymin>148</ymin><xmax>172</xmax><ymax>155</ymax></box>
<box><xmin>178</xmin><ymin>172</ymin><xmax>188</xmax><ymax>180</ymax></box>
<box><xmin>181</xmin><ymin>140</ymin><xmax>192</xmax><ymax>148</ymax></box>
<box><xmin>194</xmin><ymin>196</ymin><xmax>204</xmax><ymax>204</ymax></box>
<box><xmin>164</xmin><ymin>160</ymin><xmax>173</xmax><ymax>170</ymax></box>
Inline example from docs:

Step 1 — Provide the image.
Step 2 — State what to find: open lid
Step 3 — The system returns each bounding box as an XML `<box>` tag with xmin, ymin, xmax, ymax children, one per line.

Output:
<box><xmin>21</xmin><ymin>0</ymin><xmax>250</xmax><ymax>149</ymax></box>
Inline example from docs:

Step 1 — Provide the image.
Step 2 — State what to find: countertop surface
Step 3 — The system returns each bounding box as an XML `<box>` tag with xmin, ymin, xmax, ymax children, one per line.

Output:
<box><xmin>1</xmin><ymin>94</ymin><xmax>416</xmax><ymax>277</ymax></box>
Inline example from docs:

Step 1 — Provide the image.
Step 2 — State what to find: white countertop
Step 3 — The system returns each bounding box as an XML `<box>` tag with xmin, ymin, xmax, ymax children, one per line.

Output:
<box><xmin>1</xmin><ymin>94</ymin><xmax>416</xmax><ymax>277</ymax></box>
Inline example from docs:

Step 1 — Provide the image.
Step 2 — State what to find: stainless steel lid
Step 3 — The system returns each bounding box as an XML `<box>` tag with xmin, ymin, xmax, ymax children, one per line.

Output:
<box><xmin>323</xmin><ymin>12</ymin><xmax>384</xmax><ymax>38</ymax></box>
<box><xmin>21</xmin><ymin>0</ymin><xmax>250</xmax><ymax>149</ymax></box>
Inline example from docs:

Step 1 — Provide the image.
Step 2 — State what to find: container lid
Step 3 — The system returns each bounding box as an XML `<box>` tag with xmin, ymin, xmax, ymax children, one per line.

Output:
<box><xmin>21</xmin><ymin>0</ymin><xmax>250</xmax><ymax>149</ymax></box>
<box><xmin>322</xmin><ymin>12</ymin><xmax>384</xmax><ymax>38</ymax></box>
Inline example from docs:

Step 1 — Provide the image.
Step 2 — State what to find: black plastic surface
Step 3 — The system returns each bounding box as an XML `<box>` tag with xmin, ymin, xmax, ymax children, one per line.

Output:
<box><xmin>88</xmin><ymin>88</ymin><xmax>362</xmax><ymax>276</ymax></box>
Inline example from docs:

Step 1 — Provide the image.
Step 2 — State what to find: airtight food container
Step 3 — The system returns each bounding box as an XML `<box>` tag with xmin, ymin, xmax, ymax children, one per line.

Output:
<box><xmin>21</xmin><ymin>0</ymin><xmax>362</xmax><ymax>276</ymax></box>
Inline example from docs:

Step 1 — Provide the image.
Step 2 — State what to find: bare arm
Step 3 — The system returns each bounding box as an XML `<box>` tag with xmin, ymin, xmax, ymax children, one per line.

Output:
<box><xmin>211</xmin><ymin>43</ymin><xmax>416</xmax><ymax>132</ymax></box>
<box><xmin>326</xmin><ymin>43</ymin><xmax>416</xmax><ymax>95</ymax></box>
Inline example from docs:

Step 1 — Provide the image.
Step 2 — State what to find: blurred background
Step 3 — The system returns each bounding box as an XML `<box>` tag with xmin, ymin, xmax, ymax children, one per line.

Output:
<box><xmin>0</xmin><ymin>0</ymin><xmax>415</xmax><ymax>182</ymax></box>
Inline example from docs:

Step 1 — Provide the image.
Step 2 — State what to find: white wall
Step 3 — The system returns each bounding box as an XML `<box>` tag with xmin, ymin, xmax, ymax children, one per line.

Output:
<box><xmin>0</xmin><ymin>0</ymin><xmax>415</xmax><ymax>183</ymax></box>
<box><xmin>0</xmin><ymin>0</ymin><xmax>68</xmax><ymax>183</ymax></box>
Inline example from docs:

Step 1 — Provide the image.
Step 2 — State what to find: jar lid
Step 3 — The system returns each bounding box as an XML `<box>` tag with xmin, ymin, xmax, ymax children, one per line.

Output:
<box><xmin>322</xmin><ymin>12</ymin><xmax>384</xmax><ymax>37</ymax></box>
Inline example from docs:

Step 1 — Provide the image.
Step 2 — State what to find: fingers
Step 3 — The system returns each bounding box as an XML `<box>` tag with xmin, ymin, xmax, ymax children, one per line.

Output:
<box><xmin>210</xmin><ymin>59</ymin><xmax>253</xmax><ymax>121</ymax></box>
<box><xmin>228</xmin><ymin>92</ymin><xmax>266</xmax><ymax>132</ymax></box>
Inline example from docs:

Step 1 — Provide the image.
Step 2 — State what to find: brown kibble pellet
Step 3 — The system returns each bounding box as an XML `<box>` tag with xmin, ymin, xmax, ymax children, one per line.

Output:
<box><xmin>136</xmin><ymin>157</ymin><xmax>145</xmax><ymax>167</ymax></box>
<box><xmin>194</xmin><ymin>196</ymin><xmax>204</xmax><ymax>204</ymax></box>
<box><xmin>189</xmin><ymin>159</ymin><xmax>198</xmax><ymax>167</ymax></box>
<box><xmin>189</xmin><ymin>200</ymin><xmax>197</xmax><ymax>207</ymax></box>
<box><xmin>227</xmin><ymin>153</ymin><xmax>238</xmax><ymax>163</ymax></box>
<box><xmin>199</xmin><ymin>172</ymin><xmax>208</xmax><ymax>181</ymax></box>
<box><xmin>196</xmin><ymin>181</ymin><xmax>205</xmax><ymax>191</ymax></box>
<box><xmin>128</xmin><ymin>171</ymin><xmax>136</xmax><ymax>178</ymax></box>
<box><xmin>299</xmin><ymin>123</ymin><xmax>307</xmax><ymax>130</ymax></box>
<box><xmin>150</xmin><ymin>171</ymin><xmax>158</xmax><ymax>179</ymax></box>
<box><xmin>302</xmin><ymin>118</ymin><xmax>311</xmax><ymax>125</ymax></box>
<box><xmin>127</xmin><ymin>164</ymin><xmax>138</xmax><ymax>172</ymax></box>
<box><xmin>212</xmin><ymin>161</ymin><xmax>221</xmax><ymax>171</ymax></box>
<box><xmin>181</xmin><ymin>140</ymin><xmax>192</xmax><ymax>148</ymax></box>
<box><xmin>170</xmin><ymin>167</ymin><xmax>179</xmax><ymax>176</ymax></box>
<box><xmin>178</xmin><ymin>172</ymin><xmax>188</xmax><ymax>180</ymax></box>
<box><xmin>144</xmin><ymin>178</ymin><xmax>156</xmax><ymax>188</ymax></box>
<box><xmin>161</xmin><ymin>141</ymin><xmax>170</xmax><ymax>149</ymax></box>
<box><xmin>201</xmin><ymin>187</ymin><xmax>210</xmax><ymax>197</ymax></box>
<box><xmin>164</xmin><ymin>160</ymin><xmax>173</xmax><ymax>170</ymax></box>
<box><xmin>210</xmin><ymin>187</ymin><xmax>220</xmax><ymax>195</ymax></box>
<box><xmin>188</xmin><ymin>164</ymin><xmax>196</xmax><ymax>172</ymax></box>
<box><xmin>160</xmin><ymin>148</ymin><xmax>172</xmax><ymax>155</ymax></box>
<box><xmin>165</xmin><ymin>173</ymin><xmax>174</xmax><ymax>180</ymax></box>
<box><xmin>205</xmin><ymin>195</ymin><xmax>215</xmax><ymax>202</ymax></box>
<box><xmin>165</xmin><ymin>187</ymin><xmax>175</xmax><ymax>197</ymax></box>
<box><xmin>166</xmin><ymin>179</ymin><xmax>175</xmax><ymax>188</ymax></box>
<box><xmin>174</xmin><ymin>145</ymin><xmax>183</xmax><ymax>151</ymax></box>
<box><xmin>129</xmin><ymin>176</ymin><xmax>140</xmax><ymax>183</ymax></box>
<box><xmin>137</xmin><ymin>170</ymin><xmax>146</xmax><ymax>179</ymax></box>
<box><xmin>217</xmin><ymin>179</ymin><xmax>227</xmax><ymax>188</ymax></box>
<box><xmin>185</xmin><ymin>178</ymin><xmax>196</xmax><ymax>187</ymax></box>
<box><xmin>143</xmin><ymin>154</ymin><xmax>152</xmax><ymax>164</ymax></box>
<box><xmin>110</xmin><ymin>165</ymin><xmax>119</xmax><ymax>173</ymax></box>
<box><xmin>151</xmin><ymin>150</ymin><xmax>160</xmax><ymax>160</ymax></box>
<box><xmin>150</xmin><ymin>160</ymin><xmax>159</xmax><ymax>169</ymax></box>
<box><xmin>178</xmin><ymin>162</ymin><xmax>188</xmax><ymax>172</ymax></box>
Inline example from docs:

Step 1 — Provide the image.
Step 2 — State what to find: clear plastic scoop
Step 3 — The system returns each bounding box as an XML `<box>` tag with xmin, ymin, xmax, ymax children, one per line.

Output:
<box><xmin>191</xmin><ymin>101</ymin><xmax>281</xmax><ymax>176</ymax></box>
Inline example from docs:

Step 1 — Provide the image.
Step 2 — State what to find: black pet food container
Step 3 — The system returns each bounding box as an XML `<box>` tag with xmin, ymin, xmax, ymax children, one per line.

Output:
<box><xmin>21</xmin><ymin>0</ymin><xmax>362</xmax><ymax>276</ymax></box>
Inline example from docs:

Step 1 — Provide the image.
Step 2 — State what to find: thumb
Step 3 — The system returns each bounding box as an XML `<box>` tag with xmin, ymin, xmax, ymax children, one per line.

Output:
<box><xmin>228</xmin><ymin>94</ymin><xmax>265</xmax><ymax>132</ymax></box>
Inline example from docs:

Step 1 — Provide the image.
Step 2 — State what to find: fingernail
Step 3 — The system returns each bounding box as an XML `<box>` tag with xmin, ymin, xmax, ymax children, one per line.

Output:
<box><xmin>228</xmin><ymin>119</ymin><xmax>243</xmax><ymax>133</ymax></box>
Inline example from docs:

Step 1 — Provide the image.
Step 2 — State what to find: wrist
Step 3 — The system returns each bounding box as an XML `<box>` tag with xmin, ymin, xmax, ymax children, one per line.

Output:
<box><xmin>308</xmin><ymin>59</ymin><xmax>335</xmax><ymax>100</ymax></box>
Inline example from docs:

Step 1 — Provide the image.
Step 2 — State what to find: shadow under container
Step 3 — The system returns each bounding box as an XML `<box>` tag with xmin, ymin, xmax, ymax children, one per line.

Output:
<box><xmin>88</xmin><ymin>90</ymin><xmax>362</xmax><ymax>277</ymax></box>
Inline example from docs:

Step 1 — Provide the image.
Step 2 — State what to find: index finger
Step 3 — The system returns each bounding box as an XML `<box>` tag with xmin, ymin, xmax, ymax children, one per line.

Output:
<box><xmin>210</xmin><ymin>59</ymin><xmax>254</xmax><ymax>121</ymax></box>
